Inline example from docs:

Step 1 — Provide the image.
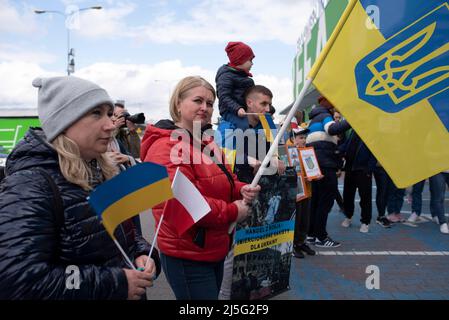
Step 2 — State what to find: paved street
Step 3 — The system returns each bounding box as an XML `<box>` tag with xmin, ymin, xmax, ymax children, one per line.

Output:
<box><xmin>141</xmin><ymin>180</ymin><xmax>449</xmax><ymax>300</ymax></box>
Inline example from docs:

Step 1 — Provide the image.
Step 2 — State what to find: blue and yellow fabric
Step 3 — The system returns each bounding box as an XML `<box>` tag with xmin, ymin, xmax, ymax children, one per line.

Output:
<box><xmin>258</xmin><ymin>113</ymin><xmax>277</xmax><ymax>143</ymax></box>
<box><xmin>88</xmin><ymin>162</ymin><xmax>173</xmax><ymax>239</ymax></box>
<box><xmin>215</xmin><ymin>119</ymin><xmax>238</xmax><ymax>171</ymax></box>
<box><xmin>310</xmin><ymin>0</ymin><xmax>449</xmax><ymax>187</ymax></box>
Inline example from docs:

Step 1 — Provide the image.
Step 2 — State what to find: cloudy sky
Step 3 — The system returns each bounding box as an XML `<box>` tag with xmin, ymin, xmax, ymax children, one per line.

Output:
<box><xmin>0</xmin><ymin>0</ymin><xmax>315</xmax><ymax>123</ymax></box>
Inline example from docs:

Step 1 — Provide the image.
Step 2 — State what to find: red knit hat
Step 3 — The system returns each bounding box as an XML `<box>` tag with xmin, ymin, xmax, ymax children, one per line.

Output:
<box><xmin>225</xmin><ymin>41</ymin><xmax>255</xmax><ymax>67</ymax></box>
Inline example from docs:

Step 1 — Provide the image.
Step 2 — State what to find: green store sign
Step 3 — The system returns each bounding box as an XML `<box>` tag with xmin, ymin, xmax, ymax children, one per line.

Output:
<box><xmin>0</xmin><ymin>117</ymin><xmax>40</xmax><ymax>153</ymax></box>
<box><xmin>292</xmin><ymin>0</ymin><xmax>347</xmax><ymax>99</ymax></box>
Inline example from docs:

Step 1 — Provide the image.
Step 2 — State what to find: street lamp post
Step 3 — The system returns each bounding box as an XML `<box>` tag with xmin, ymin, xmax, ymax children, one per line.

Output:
<box><xmin>34</xmin><ymin>6</ymin><xmax>102</xmax><ymax>76</ymax></box>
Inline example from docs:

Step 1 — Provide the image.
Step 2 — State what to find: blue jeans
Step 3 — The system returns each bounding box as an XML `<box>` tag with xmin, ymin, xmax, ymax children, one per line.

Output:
<box><xmin>387</xmin><ymin>185</ymin><xmax>405</xmax><ymax>215</ymax></box>
<box><xmin>160</xmin><ymin>253</ymin><xmax>224</xmax><ymax>300</ymax></box>
<box><xmin>411</xmin><ymin>180</ymin><xmax>426</xmax><ymax>215</ymax></box>
<box><xmin>429</xmin><ymin>173</ymin><xmax>449</xmax><ymax>225</ymax></box>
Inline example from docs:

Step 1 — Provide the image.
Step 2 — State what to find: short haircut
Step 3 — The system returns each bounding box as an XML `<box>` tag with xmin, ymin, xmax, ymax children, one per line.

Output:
<box><xmin>244</xmin><ymin>85</ymin><xmax>273</xmax><ymax>102</ymax></box>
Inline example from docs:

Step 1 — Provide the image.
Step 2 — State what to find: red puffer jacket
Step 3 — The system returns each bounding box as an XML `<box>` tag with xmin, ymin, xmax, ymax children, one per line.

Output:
<box><xmin>141</xmin><ymin>120</ymin><xmax>246</xmax><ymax>262</ymax></box>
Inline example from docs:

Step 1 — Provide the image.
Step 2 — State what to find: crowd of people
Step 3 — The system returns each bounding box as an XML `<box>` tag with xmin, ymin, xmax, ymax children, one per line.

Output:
<box><xmin>287</xmin><ymin>96</ymin><xmax>449</xmax><ymax>261</ymax></box>
<box><xmin>0</xmin><ymin>40</ymin><xmax>447</xmax><ymax>301</ymax></box>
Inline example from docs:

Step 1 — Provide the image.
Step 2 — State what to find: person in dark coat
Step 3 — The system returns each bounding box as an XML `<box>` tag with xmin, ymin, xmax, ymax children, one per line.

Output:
<box><xmin>0</xmin><ymin>76</ymin><xmax>160</xmax><ymax>300</ymax></box>
<box><xmin>216</xmin><ymin>41</ymin><xmax>255</xmax><ymax>130</ymax></box>
<box><xmin>306</xmin><ymin>96</ymin><xmax>351</xmax><ymax>248</ymax></box>
<box><xmin>339</xmin><ymin>129</ymin><xmax>377</xmax><ymax>233</ymax></box>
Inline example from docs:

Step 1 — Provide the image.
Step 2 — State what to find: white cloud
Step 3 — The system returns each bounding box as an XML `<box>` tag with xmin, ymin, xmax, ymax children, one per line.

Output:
<box><xmin>74</xmin><ymin>60</ymin><xmax>216</xmax><ymax>122</ymax></box>
<box><xmin>253</xmin><ymin>74</ymin><xmax>293</xmax><ymax>114</ymax></box>
<box><xmin>0</xmin><ymin>0</ymin><xmax>40</xmax><ymax>34</ymax></box>
<box><xmin>74</xmin><ymin>3</ymin><xmax>136</xmax><ymax>38</ymax></box>
<box><xmin>136</xmin><ymin>0</ymin><xmax>315</xmax><ymax>45</ymax></box>
<box><xmin>60</xmin><ymin>0</ymin><xmax>90</xmax><ymax>6</ymax></box>
<box><xmin>0</xmin><ymin>44</ymin><xmax>57</xmax><ymax>64</ymax></box>
<box><xmin>60</xmin><ymin>0</ymin><xmax>314</xmax><ymax>45</ymax></box>
<box><xmin>0</xmin><ymin>59</ymin><xmax>292</xmax><ymax>124</ymax></box>
<box><xmin>0</xmin><ymin>61</ymin><xmax>57</xmax><ymax>108</ymax></box>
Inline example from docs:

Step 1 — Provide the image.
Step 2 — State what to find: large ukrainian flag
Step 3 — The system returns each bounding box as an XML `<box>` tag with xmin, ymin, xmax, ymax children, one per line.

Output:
<box><xmin>89</xmin><ymin>162</ymin><xmax>173</xmax><ymax>239</ymax></box>
<box><xmin>310</xmin><ymin>0</ymin><xmax>449</xmax><ymax>187</ymax></box>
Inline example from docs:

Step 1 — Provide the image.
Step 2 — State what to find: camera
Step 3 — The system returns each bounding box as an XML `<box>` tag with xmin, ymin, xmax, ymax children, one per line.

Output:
<box><xmin>120</xmin><ymin>112</ymin><xmax>146</xmax><ymax>125</ymax></box>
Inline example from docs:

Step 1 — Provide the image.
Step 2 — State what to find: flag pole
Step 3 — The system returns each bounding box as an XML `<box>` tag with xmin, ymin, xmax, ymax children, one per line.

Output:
<box><xmin>144</xmin><ymin>169</ymin><xmax>178</xmax><ymax>270</ymax></box>
<box><xmin>308</xmin><ymin>0</ymin><xmax>357</xmax><ymax>80</ymax></box>
<box><xmin>250</xmin><ymin>78</ymin><xmax>313</xmax><ymax>188</ymax></box>
<box><xmin>144</xmin><ymin>203</ymin><xmax>168</xmax><ymax>270</ymax></box>
<box><xmin>248</xmin><ymin>0</ymin><xmax>357</xmax><ymax>187</ymax></box>
<box><xmin>228</xmin><ymin>78</ymin><xmax>313</xmax><ymax>234</ymax></box>
<box><xmin>247</xmin><ymin>0</ymin><xmax>357</xmax><ymax>189</ymax></box>
<box><xmin>228</xmin><ymin>1</ymin><xmax>358</xmax><ymax>233</ymax></box>
<box><xmin>113</xmin><ymin>238</ymin><xmax>137</xmax><ymax>270</ymax></box>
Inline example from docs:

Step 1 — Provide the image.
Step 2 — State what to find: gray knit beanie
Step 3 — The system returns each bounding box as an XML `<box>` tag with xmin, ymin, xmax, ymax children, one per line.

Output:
<box><xmin>32</xmin><ymin>76</ymin><xmax>114</xmax><ymax>142</ymax></box>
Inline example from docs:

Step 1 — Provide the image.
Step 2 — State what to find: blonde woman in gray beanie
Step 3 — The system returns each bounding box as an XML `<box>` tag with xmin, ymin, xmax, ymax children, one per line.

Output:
<box><xmin>0</xmin><ymin>76</ymin><xmax>160</xmax><ymax>299</ymax></box>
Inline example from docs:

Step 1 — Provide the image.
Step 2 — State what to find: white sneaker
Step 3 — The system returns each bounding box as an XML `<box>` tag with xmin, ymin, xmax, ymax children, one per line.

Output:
<box><xmin>341</xmin><ymin>218</ymin><xmax>352</xmax><ymax>228</ymax></box>
<box><xmin>440</xmin><ymin>223</ymin><xmax>449</xmax><ymax>234</ymax></box>
<box><xmin>407</xmin><ymin>212</ymin><xmax>420</xmax><ymax>223</ymax></box>
<box><xmin>360</xmin><ymin>224</ymin><xmax>369</xmax><ymax>233</ymax></box>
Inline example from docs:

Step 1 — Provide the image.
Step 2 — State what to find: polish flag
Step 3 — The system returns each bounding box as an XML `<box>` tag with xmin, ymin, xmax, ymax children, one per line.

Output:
<box><xmin>164</xmin><ymin>168</ymin><xmax>211</xmax><ymax>235</ymax></box>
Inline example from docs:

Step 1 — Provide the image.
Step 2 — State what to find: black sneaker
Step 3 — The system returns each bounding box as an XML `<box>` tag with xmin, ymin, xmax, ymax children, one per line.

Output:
<box><xmin>315</xmin><ymin>237</ymin><xmax>341</xmax><ymax>248</ymax></box>
<box><xmin>306</xmin><ymin>236</ymin><xmax>316</xmax><ymax>244</ymax></box>
<box><xmin>298</xmin><ymin>243</ymin><xmax>316</xmax><ymax>256</ymax></box>
<box><xmin>292</xmin><ymin>248</ymin><xmax>305</xmax><ymax>259</ymax></box>
<box><xmin>376</xmin><ymin>216</ymin><xmax>392</xmax><ymax>228</ymax></box>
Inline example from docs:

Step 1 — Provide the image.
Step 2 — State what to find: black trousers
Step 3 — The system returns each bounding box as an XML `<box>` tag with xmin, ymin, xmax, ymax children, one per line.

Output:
<box><xmin>335</xmin><ymin>186</ymin><xmax>344</xmax><ymax>209</ymax></box>
<box><xmin>373</xmin><ymin>166</ymin><xmax>393</xmax><ymax>217</ymax></box>
<box><xmin>343</xmin><ymin>170</ymin><xmax>372</xmax><ymax>225</ymax></box>
<box><xmin>309</xmin><ymin>168</ymin><xmax>337</xmax><ymax>241</ymax></box>
<box><xmin>294</xmin><ymin>197</ymin><xmax>311</xmax><ymax>246</ymax></box>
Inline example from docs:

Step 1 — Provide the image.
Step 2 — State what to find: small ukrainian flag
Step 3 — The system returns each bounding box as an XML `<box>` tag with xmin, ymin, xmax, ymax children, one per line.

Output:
<box><xmin>89</xmin><ymin>162</ymin><xmax>173</xmax><ymax>239</ymax></box>
<box><xmin>258</xmin><ymin>113</ymin><xmax>277</xmax><ymax>142</ymax></box>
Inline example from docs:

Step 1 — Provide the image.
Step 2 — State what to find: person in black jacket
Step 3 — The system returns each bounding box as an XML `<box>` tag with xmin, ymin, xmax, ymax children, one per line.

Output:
<box><xmin>306</xmin><ymin>96</ymin><xmax>351</xmax><ymax>248</ymax></box>
<box><xmin>339</xmin><ymin>129</ymin><xmax>377</xmax><ymax>233</ymax></box>
<box><xmin>216</xmin><ymin>41</ymin><xmax>255</xmax><ymax>130</ymax></box>
<box><xmin>0</xmin><ymin>76</ymin><xmax>160</xmax><ymax>300</ymax></box>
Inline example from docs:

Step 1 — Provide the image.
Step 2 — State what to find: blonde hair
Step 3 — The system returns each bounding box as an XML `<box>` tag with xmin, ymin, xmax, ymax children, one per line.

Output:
<box><xmin>169</xmin><ymin>76</ymin><xmax>216</xmax><ymax>122</ymax></box>
<box><xmin>52</xmin><ymin>134</ymin><xmax>118</xmax><ymax>191</ymax></box>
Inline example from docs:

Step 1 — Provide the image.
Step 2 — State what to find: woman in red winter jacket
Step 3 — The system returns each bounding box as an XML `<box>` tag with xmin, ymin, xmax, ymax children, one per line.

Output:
<box><xmin>141</xmin><ymin>76</ymin><xmax>260</xmax><ymax>300</ymax></box>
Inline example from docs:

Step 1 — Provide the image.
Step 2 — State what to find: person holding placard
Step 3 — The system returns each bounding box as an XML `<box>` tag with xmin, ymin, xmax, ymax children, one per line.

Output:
<box><xmin>305</xmin><ymin>96</ymin><xmax>350</xmax><ymax>248</ymax></box>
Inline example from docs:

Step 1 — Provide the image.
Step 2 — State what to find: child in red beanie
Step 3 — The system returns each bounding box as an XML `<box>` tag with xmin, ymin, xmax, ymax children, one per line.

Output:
<box><xmin>215</xmin><ymin>41</ymin><xmax>255</xmax><ymax>130</ymax></box>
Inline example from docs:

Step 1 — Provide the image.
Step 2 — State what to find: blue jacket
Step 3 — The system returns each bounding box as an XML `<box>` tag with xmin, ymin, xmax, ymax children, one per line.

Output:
<box><xmin>0</xmin><ymin>128</ymin><xmax>160</xmax><ymax>299</ymax></box>
<box><xmin>306</xmin><ymin>106</ymin><xmax>351</xmax><ymax>169</ymax></box>
<box><xmin>216</xmin><ymin>64</ymin><xmax>254</xmax><ymax>130</ymax></box>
